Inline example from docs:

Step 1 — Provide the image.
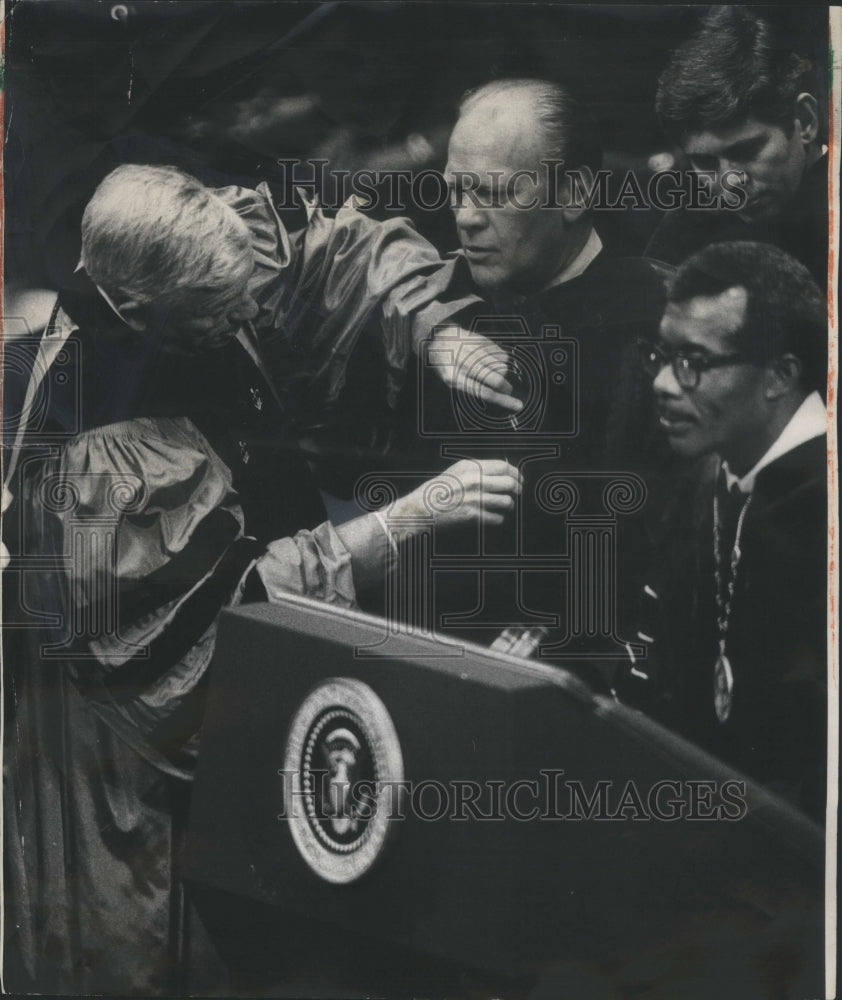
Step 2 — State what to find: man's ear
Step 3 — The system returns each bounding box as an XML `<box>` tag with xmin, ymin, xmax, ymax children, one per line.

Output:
<box><xmin>94</xmin><ymin>282</ymin><xmax>150</xmax><ymax>332</ymax></box>
<box><xmin>114</xmin><ymin>300</ymin><xmax>149</xmax><ymax>333</ymax></box>
<box><xmin>765</xmin><ymin>353</ymin><xmax>803</xmax><ymax>398</ymax></box>
<box><xmin>794</xmin><ymin>93</ymin><xmax>819</xmax><ymax>146</ymax></box>
<box><xmin>560</xmin><ymin>165</ymin><xmax>595</xmax><ymax>223</ymax></box>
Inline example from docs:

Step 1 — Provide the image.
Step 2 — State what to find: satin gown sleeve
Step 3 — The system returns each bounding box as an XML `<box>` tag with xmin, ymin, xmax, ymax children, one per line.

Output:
<box><xmin>218</xmin><ymin>182</ymin><xmax>478</xmax><ymax>412</ymax></box>
<box><xmin>20</xmin><ymin>414</ymin><xmax>357</xmax><ymax>774</ymax></box>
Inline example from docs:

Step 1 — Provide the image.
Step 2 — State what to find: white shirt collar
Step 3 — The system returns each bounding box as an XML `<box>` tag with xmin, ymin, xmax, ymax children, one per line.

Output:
<box><xmin>723</xmin><ymin>391</ymin><xmax>826</xmax><ymax>492</ymax></box>
<box><xmin>542</xmin><ymin>227</ymin><xmax>603</xmax><ymax>290</ymax></box>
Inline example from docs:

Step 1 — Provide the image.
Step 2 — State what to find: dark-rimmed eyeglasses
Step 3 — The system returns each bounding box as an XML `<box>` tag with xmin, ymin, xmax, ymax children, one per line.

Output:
<box><xmin>636</xmin><ymin>339</ymin><xmax>750</xmax><ymax>390</ymax></box>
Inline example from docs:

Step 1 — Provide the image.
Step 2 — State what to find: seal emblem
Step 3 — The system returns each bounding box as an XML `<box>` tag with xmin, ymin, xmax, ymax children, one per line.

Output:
<box><xmin>283</xmin><ymin>677</ymin><xmax>404</xmax><ymax>884</ymax></box>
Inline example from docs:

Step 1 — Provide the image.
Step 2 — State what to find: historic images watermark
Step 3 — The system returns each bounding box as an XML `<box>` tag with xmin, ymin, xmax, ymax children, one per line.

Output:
<box><xmin>277</xmin><ymin>769</ymin><xmax>750</xmax><ymax>823</ymax></box>
<box><xmin>276</xmin><ymin>158</ymin><xmax>748</xmax><ymax>213</ymax></box>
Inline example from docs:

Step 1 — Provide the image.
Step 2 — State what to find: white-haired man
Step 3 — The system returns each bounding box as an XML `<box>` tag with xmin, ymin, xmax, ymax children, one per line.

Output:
<box><xmin>3</xmin><ymin>163</ymin><xmax>521</xmax><ymax>995</ymax></box>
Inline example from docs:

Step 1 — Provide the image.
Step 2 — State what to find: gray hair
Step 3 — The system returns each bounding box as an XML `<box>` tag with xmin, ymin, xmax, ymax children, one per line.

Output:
<box><xmin>458</xmin><ymin>78</ymin><xmax>603</xmax><ymax>172</ymax></box>
<box><xmin>80</xmin><ymin>164</ymin><xmax>253</xmax><ymax>309</ymax></box>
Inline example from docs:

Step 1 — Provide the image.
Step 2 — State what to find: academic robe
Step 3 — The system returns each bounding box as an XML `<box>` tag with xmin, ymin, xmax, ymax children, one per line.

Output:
<box><xmin>391</xmin><ymin>247</ymin><xmax>672</xmax><ymax>661</ymax></box>
<box><xmin>2</xmin><ymin>183</ymin><xmax>472</xmax><ymax>995</ymax></box>
<box><xmin>616</xmin><ymin>437</ymin><xmax>827</xmax><ymax>821</ymax></box>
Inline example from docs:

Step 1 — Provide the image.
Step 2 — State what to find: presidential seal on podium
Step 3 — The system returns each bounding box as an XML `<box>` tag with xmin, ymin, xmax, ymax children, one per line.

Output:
<box><xmin>283</xmin><ymin>677</ymin><xmax>405</xmax><ymax>884</ymax></box>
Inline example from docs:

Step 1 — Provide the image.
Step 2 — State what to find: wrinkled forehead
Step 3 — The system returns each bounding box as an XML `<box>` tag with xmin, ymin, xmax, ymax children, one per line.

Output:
<box><xmin>660</xmin><ymin>286</ymin><xmax>749</xmax><ymax>348</ymax></box>
<box><xmin>446</xmin><ymin>97</ymin><xmax>546</xmax><ymax>176</ymax></box>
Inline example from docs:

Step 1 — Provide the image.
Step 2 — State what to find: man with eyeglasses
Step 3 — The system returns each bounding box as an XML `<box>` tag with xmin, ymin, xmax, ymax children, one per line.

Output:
<box><xmin>395</xmin><ymin>78</ymin><xmax>671</xmax><ymax>655</ymax></box>
<box><xmin>620</xmin><ymin>240</ymin><xmax>828</xmax><ymax>821</ymax></box>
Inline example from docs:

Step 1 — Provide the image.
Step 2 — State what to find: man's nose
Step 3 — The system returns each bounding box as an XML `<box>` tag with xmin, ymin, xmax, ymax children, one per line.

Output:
<box><xmin>652</xmin><ymin>360</ymin><xmax>683</xmax><ymax>396</ymax></box>
<box><xmin>453</xmin><ymin>199</ymin><xmax>487</xmax><ymax>231</ymax></box>
<box><xmin>721</xmin><ymin>159</ymin><xmax>747</xmax><ymax>184</ymax></box>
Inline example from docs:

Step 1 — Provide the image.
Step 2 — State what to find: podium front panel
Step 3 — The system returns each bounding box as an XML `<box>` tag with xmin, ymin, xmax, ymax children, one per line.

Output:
<box><xmin>183</xmin><ymin>597</ymin><xmax>824</xmax><ymax>982</ymax></box>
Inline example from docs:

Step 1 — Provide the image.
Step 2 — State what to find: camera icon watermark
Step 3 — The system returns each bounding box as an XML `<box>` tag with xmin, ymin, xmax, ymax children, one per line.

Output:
<box><xmin>2</xmin><ymin>328</ymin><xmax>83</xmax><ymax>443</ymax></box>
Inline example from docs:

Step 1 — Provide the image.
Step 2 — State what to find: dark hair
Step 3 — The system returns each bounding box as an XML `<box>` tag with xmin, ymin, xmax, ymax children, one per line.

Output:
<box><xmin>656</xmin><ymin>7</ymin><xmax>816</xmax><ymax>140</ymax></box>
<box><xmin>459</xmin><ymin>78</ymin><xmax>603</xmax><ymax>173</ymax></box>
<box><xmin>668</xmin><ymin>241</ymin><xmax>826</xmax><ymax>393</ymax></box>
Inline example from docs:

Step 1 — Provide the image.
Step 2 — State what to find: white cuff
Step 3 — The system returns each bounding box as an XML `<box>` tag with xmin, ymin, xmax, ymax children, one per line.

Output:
<box><xmin>373</xmin><ymin>509</ymin><xmax>400</xmax><ymax>559</ymax></box>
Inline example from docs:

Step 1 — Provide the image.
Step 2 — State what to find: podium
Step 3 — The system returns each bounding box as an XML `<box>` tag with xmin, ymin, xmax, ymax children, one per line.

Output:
<box><xmin>183</xmin><ymin>596</ymin><xmax>825</xmax><ymax>996</ymax></box>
